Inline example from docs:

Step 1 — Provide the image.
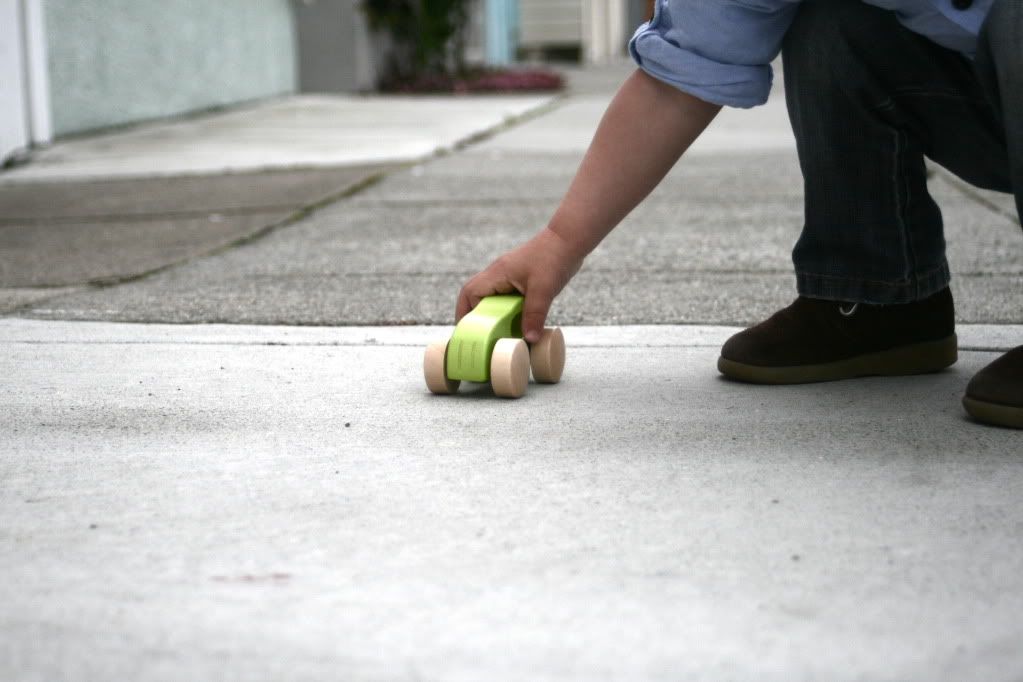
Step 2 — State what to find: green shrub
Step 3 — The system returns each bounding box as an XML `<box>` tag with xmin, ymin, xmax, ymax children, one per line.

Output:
<box><xmin>362</xmin><ymin>0</ymin><xmax>472</xmax><ymax>84</ymax></box>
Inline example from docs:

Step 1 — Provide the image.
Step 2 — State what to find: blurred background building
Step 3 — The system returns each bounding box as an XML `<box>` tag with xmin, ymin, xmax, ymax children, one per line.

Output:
<box><xmin>0</xmin><ymin>0</ymin><xmax>652</xmax><ymax>164</ymax></box>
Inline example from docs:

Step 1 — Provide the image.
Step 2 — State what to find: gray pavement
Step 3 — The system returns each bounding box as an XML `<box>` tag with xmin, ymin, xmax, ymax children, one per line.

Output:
<box><xmin>5</xmin><ymin>67</ymin><xmax>1020</xmax><ymax>325</ymax></box>
<box><xmin>17</xmin><ymin>149</ymin><xmax>1022</xmax><ymax>325</ymax></box>
<box><xmin>1</xmin><ymin>63</ymin><xmax>1023</xmax><ymax>681</ymax></box>
<box><xmin>0</xmin><ymin>166</ymin><xmax>391</xmax><ymax>309</ymax></box>
<box><xmin>2</xmin><ymin>320</ymin><xmax>1023</xmax><ymax>682</ymax></box>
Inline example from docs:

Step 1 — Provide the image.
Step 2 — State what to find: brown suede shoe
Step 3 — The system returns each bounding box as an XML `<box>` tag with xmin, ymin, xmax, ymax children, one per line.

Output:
<box><xmin>718</xmin><ymin>287</ymin><xmax>957</xmax><ymax>384</ymax></box>
<box><xmin>963</xmin><ymin>346</ymin><xmax>1023</xmax><ymax>429</ymax></box>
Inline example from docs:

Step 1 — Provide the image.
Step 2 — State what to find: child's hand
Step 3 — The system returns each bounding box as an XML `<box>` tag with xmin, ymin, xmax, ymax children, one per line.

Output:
<box><xmin>456</xmin><ymin>228</ymin><xmax>584</xmax><ymax>343</ymax></box>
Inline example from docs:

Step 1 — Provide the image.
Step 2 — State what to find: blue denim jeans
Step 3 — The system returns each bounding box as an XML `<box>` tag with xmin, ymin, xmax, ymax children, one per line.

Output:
<box><xmin>781</xmin><ymin>0</ymin><xmax>1021</xmax><ymax>304</ymax></box>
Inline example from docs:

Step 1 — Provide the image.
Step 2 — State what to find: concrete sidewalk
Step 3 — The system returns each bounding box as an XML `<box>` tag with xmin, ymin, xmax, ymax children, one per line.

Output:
<box><xmin>2</xmin><ymin>319</ymin><xmax>1022</xmax><ymax>681</ymax></box>
<box><xmin>0</xmin><ymin>94</ymin><xmax>555</xmax><ymax>182</ymax></box>
<box><xmin>0</xmin><ymin>92</ymin><xmax>554</xmax><ymax>316</ymax></box>
<box><xmin>1</xmin><ymin>63</ymin><xmax>1022</xmax><ymax>681</ymax></box>
<box><xmin>5</xmin><ymin>64</ymin><xmax>1019</xmax><ymax>326</ymax></box>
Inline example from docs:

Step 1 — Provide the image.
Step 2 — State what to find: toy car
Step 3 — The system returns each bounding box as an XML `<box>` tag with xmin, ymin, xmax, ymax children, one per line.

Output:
<box><xmin>424</xmin><ymin>294</ymin><xmax>565</xmax><ymax>398</ymax></box>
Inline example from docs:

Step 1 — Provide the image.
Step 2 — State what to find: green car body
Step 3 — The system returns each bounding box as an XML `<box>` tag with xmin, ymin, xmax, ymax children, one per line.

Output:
<box><xmin>446</xmin><ymin>294</ymin><xmax>524</xmax><ymax>383</ymax></box>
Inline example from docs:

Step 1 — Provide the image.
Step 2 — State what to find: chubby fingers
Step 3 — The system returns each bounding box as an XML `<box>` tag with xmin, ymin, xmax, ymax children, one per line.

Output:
<box><xmin>521</xmin><ymin>283</ymin><xmax>554</xmax><ymax>344</ymax></box>
<box><xmin>455</xmin><ymin>285</ymin><xmax>476</xmax><ymax>322</ymax></box>
<box><xmin>456</xmin><ymin>267</ymin><xmax>516</xmax><ymax>321</ymax></box>
<box><xmin>455</xmin><ymin>254</ymin><xmax>558</xmax><ymax>342</ymax></box>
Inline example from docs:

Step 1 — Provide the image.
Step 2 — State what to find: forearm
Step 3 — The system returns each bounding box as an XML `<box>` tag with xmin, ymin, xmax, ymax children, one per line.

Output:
<box><xmin>455</xmin><ymin>70</ymin><xmax>721</xmax><ymax>335</ymax></box>
<box><xmin>545</xmin><ymin>69</ymin><xmax>721</xmax><ymax>258</ymax></box>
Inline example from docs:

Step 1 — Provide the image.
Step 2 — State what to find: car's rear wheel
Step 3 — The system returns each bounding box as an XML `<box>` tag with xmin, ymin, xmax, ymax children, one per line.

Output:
<box><xmin>530</xmin><ymin>327</ymin><xmax>565</xmax><ymax>383</ymax></box>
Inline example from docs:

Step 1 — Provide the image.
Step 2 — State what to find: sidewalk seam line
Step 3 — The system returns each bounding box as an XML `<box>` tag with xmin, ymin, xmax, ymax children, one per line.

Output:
<box><xmin>0</xmin><ymin>341</ymin><xmax>1012</xmax><ymax>352</ymax></box>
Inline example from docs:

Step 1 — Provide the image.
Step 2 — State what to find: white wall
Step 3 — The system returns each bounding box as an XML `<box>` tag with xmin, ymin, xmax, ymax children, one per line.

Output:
<box><xmin>43</xmin><ymin>0</ymin><xmax>299</xmax><ymax>137</ymax></box>
<box><xmin>0</xmin><ymin>0</ymin><xmax>29</xmax><ymax>162</ymax></box>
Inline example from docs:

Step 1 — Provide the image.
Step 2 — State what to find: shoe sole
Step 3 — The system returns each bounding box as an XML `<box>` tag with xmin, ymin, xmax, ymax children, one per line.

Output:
<box><xmin>962</xmin><ymin>396</ymin><xmax>1023</xmax><ymax>429</ymax></box>
<box><xmin>717</xmin><ymin>334</ymin><xmax>958</xmax><ymax>385</ymax></box>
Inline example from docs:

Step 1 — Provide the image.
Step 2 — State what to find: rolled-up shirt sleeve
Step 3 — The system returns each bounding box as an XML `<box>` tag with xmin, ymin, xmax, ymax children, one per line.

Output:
<box><xmin>629</xmin><ymin>0</ymin><xmax>801</xmax><ymax>108</ymax></box>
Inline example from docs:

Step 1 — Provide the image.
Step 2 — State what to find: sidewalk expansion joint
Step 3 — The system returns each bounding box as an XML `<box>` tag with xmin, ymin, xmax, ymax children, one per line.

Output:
<box><xmin>0</xmin><ymin>339</ymin><xmax>728</xmax><ymax>349</ymax></box>
<box><xmin>438</xmin><ymin>95</ymin><xmax>566</xmax><ymax>157</ymax></box>
<box><xmin>0</xmin><ymin>339</ymin><xmax>1013</xmax><ymax>354</ymax></box>
<box><xmin>0</xmin><ymin>205</ymin><xmax>302</xmax><ymax>226</ymax></box>
<box><xmin>48</xmin><ymin>171</ymin><xmax>393</xmax><ymax>292</ymax></box>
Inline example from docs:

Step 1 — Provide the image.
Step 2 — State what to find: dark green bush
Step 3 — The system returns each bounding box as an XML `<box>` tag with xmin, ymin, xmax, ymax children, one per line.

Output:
<box><xmin>362</xmin><ymin>0</ymin><xmax>472</xmax><ymax>84</ymax></box>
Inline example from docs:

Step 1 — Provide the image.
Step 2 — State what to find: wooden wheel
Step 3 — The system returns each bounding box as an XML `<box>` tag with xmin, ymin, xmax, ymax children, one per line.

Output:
<box><xmin>490</xmin><ymin>338</ymin><xmax>529</xmax><ymax>398</ymax></box>
<box><xmin>424</xmin><ymin>341</ymin><xmax>460</xmax><ymax>395</ymax></box>
<box><xmin>529</xmin><ymin>327</ymin><xmax>565</xmax><ymax>384</ymax></box>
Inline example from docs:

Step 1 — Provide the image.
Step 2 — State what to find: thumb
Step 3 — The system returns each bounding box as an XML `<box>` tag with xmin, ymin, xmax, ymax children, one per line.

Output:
<box><xmin>521</xmin><ymin>287</ymin><xmax>553</xmax><ymax>344</ymax></box>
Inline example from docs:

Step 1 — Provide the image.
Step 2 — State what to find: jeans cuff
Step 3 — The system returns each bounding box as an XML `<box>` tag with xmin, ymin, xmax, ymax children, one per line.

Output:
<box><xmin>795</xmin><ymin>262</ymin><xmax>951</xmax><ymax>304</ymax></box>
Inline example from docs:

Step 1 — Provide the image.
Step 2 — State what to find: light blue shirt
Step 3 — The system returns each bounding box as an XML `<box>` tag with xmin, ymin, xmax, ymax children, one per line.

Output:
<box><xmin>629</xmin><ymin>0</ymin><xmax>993</xmax><ymax>108</ymax></box>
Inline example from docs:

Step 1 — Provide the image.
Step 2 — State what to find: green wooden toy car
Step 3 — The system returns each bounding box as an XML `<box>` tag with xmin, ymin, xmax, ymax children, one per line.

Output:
<box><xmin>424</xmin><ymin>294</ymin><xmax>565</xmax><ymax>398</ymax></box>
